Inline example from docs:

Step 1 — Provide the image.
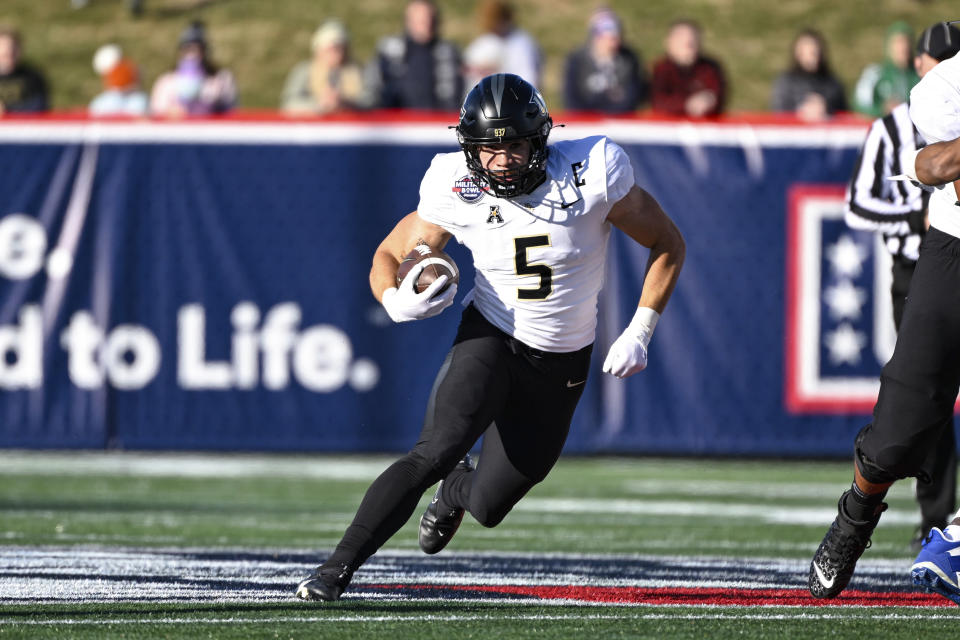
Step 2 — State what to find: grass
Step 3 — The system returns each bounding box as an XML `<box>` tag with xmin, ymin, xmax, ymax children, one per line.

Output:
<box><xmin>1</xmin><ymin>452</ymin><xmax>957</xmax><ymax>638</ymax></box>
<box><xmin>0</xmin><ymin>0</ymin><xmax>957</xmax><ymax>113</ymax></box>
<box><xmin>2</xmin><ymin>603</ymin><xmax>959</xmax><ymax>640</ymax></box>
<box><xmin>0</xmin><ymin>454</ymin><xmax>925</xmax><ymax>555</ymax></box>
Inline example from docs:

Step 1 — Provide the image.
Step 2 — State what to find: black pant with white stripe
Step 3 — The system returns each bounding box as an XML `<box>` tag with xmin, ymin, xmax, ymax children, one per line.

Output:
<box><xmin>859</xmin><ymin>229</ymin><xmax>960</xmax><ymax>525</ymax></box>
<box><xmin>325</xmin><ymin>304</ymin><xmax>592</xmax><ymax>571</ymax></box>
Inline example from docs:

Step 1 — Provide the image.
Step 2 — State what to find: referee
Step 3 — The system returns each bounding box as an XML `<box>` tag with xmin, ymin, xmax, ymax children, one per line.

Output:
<box><xmin>844</xmin><ymin>21</ymin><xmax>960</xmax><ymax>551</ymax></box>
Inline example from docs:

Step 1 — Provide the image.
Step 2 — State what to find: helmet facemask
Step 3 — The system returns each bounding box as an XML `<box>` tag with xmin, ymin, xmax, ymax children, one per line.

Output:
<box><xmin>455</xmin><ymin>73</ymin><xmax>553</xmax><ymax>199</ymax></box>
<box><xmin>458</xmin><ymin>123</ymin><xmax>551</xmax><ymax>198</ymax></box>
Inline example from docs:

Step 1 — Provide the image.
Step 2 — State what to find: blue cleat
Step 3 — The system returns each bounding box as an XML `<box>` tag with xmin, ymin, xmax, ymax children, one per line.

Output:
<box><xmin>911</xmin><ymin>527</ymin><xmax>960</xmax><ymax>606</ymax></box>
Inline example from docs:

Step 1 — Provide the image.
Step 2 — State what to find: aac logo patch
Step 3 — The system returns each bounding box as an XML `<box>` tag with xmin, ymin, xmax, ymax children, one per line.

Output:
<box><xmin>486</xmin><ymin>205</ymin><xmax>503</xmax><ymax>224</ymax></box>
<box><xmin>452</xmin><ymin>175</ymin><xmax>486</xmax><ymax>203</ymax></box>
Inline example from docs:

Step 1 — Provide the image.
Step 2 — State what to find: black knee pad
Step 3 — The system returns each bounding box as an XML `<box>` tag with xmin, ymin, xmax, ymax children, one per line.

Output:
<box><xmin>854</xmin><ymin>423</ymin><xmax>923</xmax><ymax>483</ymax></box>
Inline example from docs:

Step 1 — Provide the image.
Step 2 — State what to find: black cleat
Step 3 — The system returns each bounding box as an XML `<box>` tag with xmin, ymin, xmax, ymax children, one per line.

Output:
<box><xmin>809</xmin><ymin>491</ymin><xmax>887</xmax><ymax>599</ymax></box>
<box><xmin>295</xmin><ymin>563</ymin><xmax>353</xmax><ymax>602</ymax></box>
<box><xmin>419</xmin><ymin>455</ymin><xmax>473</xmax><ymax>555</ymax></box>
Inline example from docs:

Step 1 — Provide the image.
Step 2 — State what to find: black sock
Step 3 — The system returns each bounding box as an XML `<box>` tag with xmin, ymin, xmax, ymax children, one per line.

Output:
<box><xmin>844</xmin><ymin>482</ymin><xmax>887</xmax><ymax>521</ymax></box>
<box><xmin>441</xmin><ymin>465</ymin><xmax>473</xmax><ymax>510</ymax></box>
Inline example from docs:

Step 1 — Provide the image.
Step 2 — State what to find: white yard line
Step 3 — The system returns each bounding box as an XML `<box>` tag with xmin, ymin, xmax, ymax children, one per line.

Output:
<box><xmin>0</xmin><ymin>451</ymin><xmax>394</xmax><ymax>480</ymax></box>
<box><xmin>514</xmin><ymin>498</ymin><xmax>919</xmax><ymax>526</ymax></box>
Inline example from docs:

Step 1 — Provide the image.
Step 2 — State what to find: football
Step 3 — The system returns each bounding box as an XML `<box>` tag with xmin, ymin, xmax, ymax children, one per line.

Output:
<box><xmin>396</xmin><ymin>243</ymin><xmax>460</xmax><ymax>294</ymax></box>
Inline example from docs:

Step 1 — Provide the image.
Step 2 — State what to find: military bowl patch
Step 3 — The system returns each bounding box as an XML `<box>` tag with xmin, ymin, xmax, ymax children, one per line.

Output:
<box><xmin>453</xmin><ymin>175</ymin><xmax>486</xmax><ymax>203</ymax></box>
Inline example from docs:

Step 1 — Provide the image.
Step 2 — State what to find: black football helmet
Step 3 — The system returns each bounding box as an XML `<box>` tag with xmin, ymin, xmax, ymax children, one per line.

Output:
<box><xmin>456</xmin><ymin>73</ymin><xmax>553</xmax><ymax>198</ymax></box>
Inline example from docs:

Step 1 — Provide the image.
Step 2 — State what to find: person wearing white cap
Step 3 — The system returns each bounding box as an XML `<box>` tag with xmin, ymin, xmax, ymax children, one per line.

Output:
<box><xmin>281</xmin><ymin>19</ymin><xmax>374</xmax><ymax>115</ymax></box>
<box><xmin>89</xmin><ymin>44</ymin><xmax>148</xmax><ymax>116</ymax></box>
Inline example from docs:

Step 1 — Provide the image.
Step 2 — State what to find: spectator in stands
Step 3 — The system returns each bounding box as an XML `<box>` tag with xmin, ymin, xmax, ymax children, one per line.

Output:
<box><xmin>281</xmin><ymin>20</ymin><xmax>374</xmax><ymax>115</ymax></box>
<box><xmin>853</xmin><ymin>21</ymin><xmax>919</xmax><ymax>118</ymax></box>
<box><xmin>368</xmin><ymin>0</ymin><xmax>463</xmax><ymax>110</ymax></box>
<box><xmin>150</xmin><ymin>21</ymin><xmax>237</xmax><ymax>117</ymax></box>
<box><xmin>563</xmin><ymin>7</ymin><xmax>647</xmax><ymax>113</ymax></box>
<box><xmin>770</xmin><ymin>28</ymin><xmax>847</xmax><ymax>121</ymax></box>
<box><xmin>89</xmin><ymin>44</ymin><xmax>148</xmax><ymax>116</ymax></box>
<box><xmin>463</xmin><ymin>1</ymin><xmax>541</xmax><ymax>89</ymax></box>
<box><xmin>0</xmin><ymin>26</ymin><xmax>49</xmax><ymax>114</ymax></box>
<box><xmin>463</xmin><ymin>35</ymin><xmax>503</xmax><ymax>93</ymax></box>
<box><xmin>651</xmin><ymin>19</ymin><xmax>725</xmax><ymax>118</ymax></box>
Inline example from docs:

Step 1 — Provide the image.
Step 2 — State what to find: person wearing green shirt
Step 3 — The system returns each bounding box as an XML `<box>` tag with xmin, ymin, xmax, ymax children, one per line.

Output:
<box><xmin>853</xmin><ymin>21</ymin><xmax>920</xmax><ymax>118</ymax></box>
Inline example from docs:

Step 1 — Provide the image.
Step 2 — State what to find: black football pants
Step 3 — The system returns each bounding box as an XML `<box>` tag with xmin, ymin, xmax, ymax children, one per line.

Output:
<box><xmin>325</xmin><ymin>304</ymin><xmax>592</xmax><ymax>570</ymax></box>
<box><xmin>890</xmin><ymin>254</ymin><xmax>957</xmax><ymax>527</ymax></box>
<box><xmin>857</xmin><ymin>229</ymin><xmax>960</xmax><ymax>525</ymax></box>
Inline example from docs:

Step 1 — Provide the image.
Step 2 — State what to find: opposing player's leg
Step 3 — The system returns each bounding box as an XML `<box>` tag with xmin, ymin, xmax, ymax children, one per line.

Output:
<box><xmin>913</xmin><ymin>421</ymin><xmax>957</xmax><ymax>550</ymax></box>
<box><xmin>438</xmin><ymin>338</ymin><xmax>592</xmax><ymax>533</ymax></box>
<box><xmin>810</xmin><ymin>229</ymin><xmax>960</xmax><ymax>599</ymax></box>
<box><xmin>297</xmin><ymin>306</ymin><xmax>512</xmax><ymax>601</ymax></box>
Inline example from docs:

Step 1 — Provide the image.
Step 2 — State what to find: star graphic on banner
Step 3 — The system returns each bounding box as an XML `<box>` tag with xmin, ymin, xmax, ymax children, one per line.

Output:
<box><xmin>823</xmin><ymin>280</ymin><xmax>866</xmax><ymax>321</ymax></box>
<box><xmin>825</xmin><ymin>235</ymin><xmax>867</xmax><ymax>279</ymax></box>
<box><xmin>824</xmin><ymin>323</ymin><xmax>867</xmax><ymax>366</ymax></box>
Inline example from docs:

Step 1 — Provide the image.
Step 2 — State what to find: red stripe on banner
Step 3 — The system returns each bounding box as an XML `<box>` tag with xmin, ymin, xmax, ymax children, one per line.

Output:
<box><xmin>368</xmin><ymin>584</ymin><xmax>953</xmax><ymax>607</ymax></box>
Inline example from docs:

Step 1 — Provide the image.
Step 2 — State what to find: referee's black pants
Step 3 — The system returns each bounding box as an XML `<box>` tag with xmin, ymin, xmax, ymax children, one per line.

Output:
<box><xmin>859</xmin><ymin>229</ymin><xmax>960</xmax><ymax>513</ymax></box>
<box><xmin>891</xmin><ymin>254</ymin><xmax>957</xmax><ymax>528</ymax></box>
<box><xmin>325</xmin><ymin>304</ymin><xmax>592</xmax><ymax>571</ymax></box>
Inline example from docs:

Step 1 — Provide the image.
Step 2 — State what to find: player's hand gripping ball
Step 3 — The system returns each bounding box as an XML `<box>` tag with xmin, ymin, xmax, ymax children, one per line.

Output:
<box><xmin>397</xmin><ymin>243</ymin><xmax>460</xmax><ymax>294</ymax></box>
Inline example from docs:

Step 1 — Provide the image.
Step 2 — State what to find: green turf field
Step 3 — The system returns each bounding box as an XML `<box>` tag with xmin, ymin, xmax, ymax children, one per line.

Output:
<box><xmin>0</xmin><ymin>452</ymin><xmax>956</xmax><ymax>638</ymax></box>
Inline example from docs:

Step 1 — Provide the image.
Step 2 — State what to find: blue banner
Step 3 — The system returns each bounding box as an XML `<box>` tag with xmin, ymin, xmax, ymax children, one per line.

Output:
<box><xmin>0</xmin><ymin>118</ymin><xmax>923</xmax><ymax>455</ymax></box>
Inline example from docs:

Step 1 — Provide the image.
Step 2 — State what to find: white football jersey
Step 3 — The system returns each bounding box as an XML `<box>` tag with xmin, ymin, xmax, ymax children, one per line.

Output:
<box><xmin>417</xmin><ymin>136</ymin><xmax>635</xmax><ymax>352</ymax></box>
<box><xmin>909</xmin><ymin>50</ymin><xmax>960</xmax><ymax>240</ymax></box>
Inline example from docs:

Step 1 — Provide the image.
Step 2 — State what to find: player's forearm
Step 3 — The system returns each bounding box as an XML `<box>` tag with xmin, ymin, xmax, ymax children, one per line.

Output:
<box><xmin>916</xmin><ymin>139</ymin><xmax>960</xmax><ymax>185</ymax></box>
<box><xmin>370</xmin><ymin>248</ymin><xmax>400</xmax><ymax>303</ymax></box>
<box><xmin>637</xmin><ymin>229</ymin><xmax>685</xmax><ymax>314</ymax></box>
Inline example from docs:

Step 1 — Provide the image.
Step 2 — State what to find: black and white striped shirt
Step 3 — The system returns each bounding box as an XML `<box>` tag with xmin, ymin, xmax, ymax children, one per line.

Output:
<box><xmin>845</xmin><ymin>101</ymin><xmax>928</xmax><ymax>262</ymax></box>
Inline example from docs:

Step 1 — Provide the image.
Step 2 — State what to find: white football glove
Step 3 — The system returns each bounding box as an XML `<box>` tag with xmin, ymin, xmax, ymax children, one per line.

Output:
<box><xmin>381</xmin><ymin>262</ymin><xmax>458</xmax><ymax>323</ymax></box>
<box><xmin>602</xmin><ymin>307</ymin><xmax>660</xmax><ymax>379</ymax></box>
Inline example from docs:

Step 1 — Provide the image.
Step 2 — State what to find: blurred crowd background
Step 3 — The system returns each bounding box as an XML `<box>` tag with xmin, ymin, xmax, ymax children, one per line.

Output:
<box><xmin>0</xmin><ymin>0</ymin><xmax>954</xmax><ymax>119</ymax></box>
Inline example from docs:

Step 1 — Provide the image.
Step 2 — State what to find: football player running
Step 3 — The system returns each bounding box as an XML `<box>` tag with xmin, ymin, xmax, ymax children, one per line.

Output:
<box><xmin>297</xmin><ymin>73</ymin><xmax>685</xmax><ymax>601</ymax></box>
<box><xmin>809</xmin><ymin>43</ymin><xmax>960</xmax><ymax>605</ymax></box>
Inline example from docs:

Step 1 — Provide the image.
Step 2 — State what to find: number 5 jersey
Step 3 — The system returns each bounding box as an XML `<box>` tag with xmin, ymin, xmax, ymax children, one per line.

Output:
<box><xmin>417</xmin><ymin>135</ymin><xmax>635</xmax><ymax>353</ymax></box>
